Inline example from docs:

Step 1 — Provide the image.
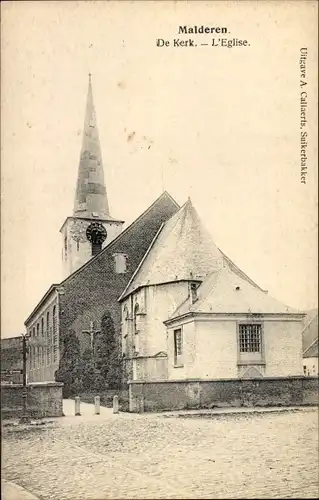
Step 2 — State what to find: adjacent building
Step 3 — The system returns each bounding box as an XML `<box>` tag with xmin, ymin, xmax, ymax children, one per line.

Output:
<box><xmin>1</xmin><ymin>336</ymin><xmax>23</xmax><ymax>384</ymax></box>
<box><xmin>119</xmin><ymin>199</ymin><xmax>305</xmax><ymax>381</ymax></box>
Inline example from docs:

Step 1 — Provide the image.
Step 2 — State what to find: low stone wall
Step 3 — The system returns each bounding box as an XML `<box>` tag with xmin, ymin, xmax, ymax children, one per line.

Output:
<box><xmin>1</xmin><ymin>382</ymin><xmax>64</xmax><ymax>419</ymax></box>
<box><xmin>128</xmin><ymin>376</ymin><xmax>319</xmax><ymax>413</ymax></box>
<box><xmin>79</xmin><ymin>388</ymin><xmax>129</xmax><ymax>412</ymax></box>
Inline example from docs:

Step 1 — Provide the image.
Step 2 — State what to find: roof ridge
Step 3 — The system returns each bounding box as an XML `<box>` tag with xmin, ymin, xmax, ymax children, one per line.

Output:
<box><xmin>119</xmin><ymin>199</ymin><xmax>190</xmax><ymax>300</ymax></box>
<box><xmin>118</xmin><ymin>222</ymin><xmax>165</xmax><ymax>301</ymax></box>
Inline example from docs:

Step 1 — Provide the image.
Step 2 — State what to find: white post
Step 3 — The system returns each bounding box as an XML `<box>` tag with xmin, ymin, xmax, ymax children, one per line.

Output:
<box><xmin>75</xmin><ymin>396</ymin><xmax>81</xmax><ymax>416</ymax></box>
<box><xmin>94</xmin><ymin>396</ymin><xmax>100</xmax><ymax>415</ymax></box>
<box><xmin>113</xmin><ymin>395</ymin><xmax>119</xmax><ymax>414</ymax></box>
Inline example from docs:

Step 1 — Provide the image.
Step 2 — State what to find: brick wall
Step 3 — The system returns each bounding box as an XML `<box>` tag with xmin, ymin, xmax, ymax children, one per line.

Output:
<box><xmin>128</xmin><ymin>377</ymin><xmax>319</xmax><ymax>412</ymax></box>
<box><xmin>1</xmin><ymin>337</ymin><xmax>23</xmax><ymax>372</ymax></box>
<box><xmin>59</xmin><ymin>193</ymin><xmax>179</xmax><ymax>353</ymax></box>
<box><xmin>1</xmin><ymin>382</ymin><xmax>63</xmax><ymax>419</ymax></box>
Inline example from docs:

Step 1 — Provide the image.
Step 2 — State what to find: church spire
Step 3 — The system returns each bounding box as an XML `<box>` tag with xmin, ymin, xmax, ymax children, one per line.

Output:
<box><xmin>73</xmin><ymin>74</ymin><xmax>110</xmax><ymax>218</ymax></box>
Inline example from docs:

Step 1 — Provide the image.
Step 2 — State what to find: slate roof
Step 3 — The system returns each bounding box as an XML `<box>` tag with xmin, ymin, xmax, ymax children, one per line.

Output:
<box><xmin>73</xmin><ymin>75</ymin><xmax>110</xmax><ymax>219</ymax></box>
<box><xmin>120</xmin><ymin>198</ymin><xmax>264</xmax><ymax>300</ymax></box>
<box><xmin>25</xmin><ymin>191</ymin><xmax>180</xmax><ymax>325</ymax></box>
<box><xmin>167</xmin><ymin>265</ymin><xmax>301</xmax><ymax>321</ymax></box>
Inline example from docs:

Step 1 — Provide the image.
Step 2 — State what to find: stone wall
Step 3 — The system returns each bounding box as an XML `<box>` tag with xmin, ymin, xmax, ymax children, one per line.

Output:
<box><xmin>1</xmin><ymin>382</ymin><xmax>64</xmax><ymax>419</ymax></box>
<box><xmin>128</xmin><ymin>377</ymin><xmax>319</xmax><ymax>412</ymax></box>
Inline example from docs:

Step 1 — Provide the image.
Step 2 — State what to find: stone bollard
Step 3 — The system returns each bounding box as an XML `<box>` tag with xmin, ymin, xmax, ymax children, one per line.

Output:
<box><xmin>75</xmin><ymin>396</ymin><xmax>81</xmax><ymax>416</ymax></box>
<box><xmin>94</xmin><ymin>396</ymin><xmax>100</xmax><ymax>415</ymax></box>
<box><xmin>113</xmin><ymin>395</ymin><xmax>119</xmax><ymax>414</ymax></box>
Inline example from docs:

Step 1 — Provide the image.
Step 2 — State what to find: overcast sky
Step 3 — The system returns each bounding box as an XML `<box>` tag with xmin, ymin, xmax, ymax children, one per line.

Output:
<box><xmin>1</xmin><ymin>1</ymin><xmax>318</xmax><ymax>337</ymax></box>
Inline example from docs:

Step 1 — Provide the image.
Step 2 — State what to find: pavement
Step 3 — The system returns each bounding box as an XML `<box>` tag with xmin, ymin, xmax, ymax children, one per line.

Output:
<box><xmin>2</xmin><ymin>401</ymin><xmax>318</xmax><ymax>499</ymax></box>
<box><xmin>62</xmin><ymin>397</ymin><xmax>315</xmax><ymax>419</ymax></box>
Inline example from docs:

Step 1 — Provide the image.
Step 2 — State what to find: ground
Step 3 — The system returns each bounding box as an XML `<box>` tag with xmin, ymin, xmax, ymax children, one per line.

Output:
<box><xmin>2</xmin><ymin>401</ymin><xmax>318</xmax><ymax>499</ymax></box>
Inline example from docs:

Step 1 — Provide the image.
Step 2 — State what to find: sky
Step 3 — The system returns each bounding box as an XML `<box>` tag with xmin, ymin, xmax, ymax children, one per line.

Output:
<box><xmin>1</xmin><ymin>1</ymin><xmax>318</xmax><ymax>338</ymax></box>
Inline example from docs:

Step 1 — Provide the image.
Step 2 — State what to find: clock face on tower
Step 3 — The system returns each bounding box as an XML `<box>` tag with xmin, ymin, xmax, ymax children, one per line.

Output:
<box><xmin>86</xmin><ymin>222</ymin><xmax>107</xmax><ymax>244</ymax></box>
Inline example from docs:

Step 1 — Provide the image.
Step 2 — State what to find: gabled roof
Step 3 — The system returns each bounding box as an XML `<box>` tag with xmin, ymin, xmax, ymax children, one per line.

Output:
<box><xmin>167</xmin><ymin>265</ymin><xmax>302</xmax><ymax>322</ymax></box>
<box><xmin>25</xmin><ymin>191</ymin><xmax>180</xmax><ymax>324</ymax></box>
<box><xmin>120</xmin><ymin>198</ymin><xmax>264</xmax><ymax>301</ymax></box>
<box><xmin>303</xmin><ymin>337</ymin><xmax>319</xmax><ymax>358</ymax></box>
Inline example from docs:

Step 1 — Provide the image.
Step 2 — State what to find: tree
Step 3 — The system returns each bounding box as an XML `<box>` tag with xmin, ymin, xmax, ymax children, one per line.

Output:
<box><xmin>79</xmin><ymin>348</ymin><xmax>96</xmax><ymax>391</ymax></box>
<box><xmin>55</xmin><ymin>329</ymin><xmax>82</xmax><ymax>397</ymax></box>
<box><xmin>95</xmin><ymin>311</ymin><xmax>122</xmax><ymax>388</ymax></box>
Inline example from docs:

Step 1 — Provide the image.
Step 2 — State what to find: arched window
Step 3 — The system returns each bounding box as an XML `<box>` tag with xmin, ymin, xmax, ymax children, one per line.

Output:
<box><xmin>41</xmin><ymin>318</ymin><xmax>44</xmax><ymax>336</ymax></box>
<box><xmin>53</xmin><ymin>306</ymin><xmax>58</xmax><ymax>363</ymax></box>
<box><xmin>36</xmin><ymin>323</ymin><xmax>39</xmax><ymax>337</ymax></box>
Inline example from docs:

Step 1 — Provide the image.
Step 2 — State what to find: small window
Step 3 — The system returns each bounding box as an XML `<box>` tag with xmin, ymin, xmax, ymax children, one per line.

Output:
<box><xmin>174</xmin><ymin>328</ymin><xmax>183</xmax><ymax>366</ymax></box>
<box><xmin>114</xmin><ymin>253</ymin><xmax>127</xmax><ymax>274</ymax></box>
<box><xmin>190</xmin><ymin>282</ymin><xmax>198</xmax><ymax>304</ymax></box>
<box><xmin>239</xmin><ymin>324</ymin><xmax>261</xmax><ymax>353</ymax></box>
<box><xmin>303</xmin><ymin>365</ymin><xmax>307</xmax><ymax>375</ymax></box>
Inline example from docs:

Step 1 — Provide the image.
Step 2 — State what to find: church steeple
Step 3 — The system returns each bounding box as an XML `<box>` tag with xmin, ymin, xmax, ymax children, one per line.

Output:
<box><xmin>60</xmin><ymin>75</ymin><xmax>124</xmax><ymax>279</ymax></box>
<box><xmin>74</xmin><ymin>74</ymin><xmax>110</xmax><ymax>219</ymax></box>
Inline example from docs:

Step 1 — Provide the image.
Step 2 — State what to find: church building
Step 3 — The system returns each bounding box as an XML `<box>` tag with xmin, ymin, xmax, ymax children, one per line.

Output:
<box><xmin>119</xmin><ymin>199</ymin><xmax>305</xmax><ymax>382</ymax></box>
<box><xmin>24</xmin><ymin>76</ymin><xmax>180</xmax><ymax>382</ymax></box>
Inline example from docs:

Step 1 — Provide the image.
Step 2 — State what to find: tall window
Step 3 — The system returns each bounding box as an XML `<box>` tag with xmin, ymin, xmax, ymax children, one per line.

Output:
<box><xmin>64</xmin><ymin>236</ymin><xmax>68</xmax><ymax>260</ymax></box>
<box><xmin>53</xmin><ymin>306</ymin><xmax>58</xmax><ymax>363</ymax></box>
<box><xmin>134</xmin><ymin>304</ymin><xmax>139</xmax><ymax>353</ymax></box>
<box><xmin>174</xmin><ymin>328</ymin><xmax>183</xmax><ymax>366</ymax></box>
<box><xmin>32</xmin><ymin>327</ymin><xmax>36</xmax><ymax>368</ymax></box>
<box><xmin>123</xmin><ymin>306</ymin><xmax>129</xmax><ymax>356</ymax></box>
<box><xmin>41</xmin><ymin>318</ymin><xmax>45</xmax><ymax>364</ymax></box>
<box><xmin>46</xmin><ymin>312</ymin><xmax>51</xmax><ymax>364</ymax></box>
<box><xmin>133</xmin><ymin>304</ymin><xmax>139</xmax><ymax>333</ymax></box>
<box><xmin>239</xmin><ymin>324</ymin><xmax>261</xmax><ymax>353</ymax></box>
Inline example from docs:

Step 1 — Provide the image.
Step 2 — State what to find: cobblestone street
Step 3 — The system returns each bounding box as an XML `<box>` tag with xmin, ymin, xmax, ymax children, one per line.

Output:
<box><xmin>2</xmin><ymin>403</ymin><xmax>318</xmax><ymax>499</ymax></box>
